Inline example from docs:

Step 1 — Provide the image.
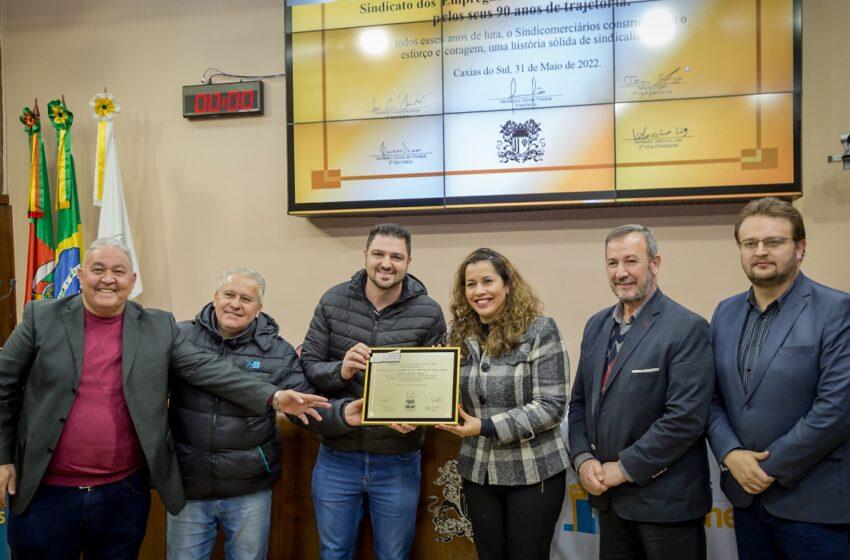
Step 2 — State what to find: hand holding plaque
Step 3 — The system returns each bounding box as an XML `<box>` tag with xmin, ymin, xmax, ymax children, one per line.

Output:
<box><xmin>341</xmin><ymin>343</ymin><xmax>372</xmax><ymax>380</ymax></box>
<box><xmin>435</xmin><ymin>405</ymin><xmax>481</xmax><ymax>438</ymax></box>
<box><xmin>361</xmin><ymin>347</ymin><xmax>460</xmax><ymax>425</ymax></box>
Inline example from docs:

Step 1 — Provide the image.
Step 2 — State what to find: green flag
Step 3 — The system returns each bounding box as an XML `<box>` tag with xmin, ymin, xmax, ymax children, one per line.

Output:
<box><xmin>48</xmin><ymin>98</ymin><xmax>83</xmax><ymax>297</ymax></box>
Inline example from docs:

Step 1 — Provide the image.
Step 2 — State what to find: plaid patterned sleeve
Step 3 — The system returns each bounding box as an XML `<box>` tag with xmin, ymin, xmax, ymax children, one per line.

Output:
<box><xmin>491</xmin><ymin>317</ymin><xmax>570</xmax><ymax>444</ymax></box>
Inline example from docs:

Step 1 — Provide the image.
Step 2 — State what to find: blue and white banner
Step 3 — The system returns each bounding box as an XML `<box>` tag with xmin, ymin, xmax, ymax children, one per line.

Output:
<box><xmin>0</xmin><ymin>506</ymin><xmax>9</xmax><ymax>560</ymax></box>
<box><xmin>552</xmin><ymin>424</ymin><xmax>739</xmax><ymax>559</ymax></box>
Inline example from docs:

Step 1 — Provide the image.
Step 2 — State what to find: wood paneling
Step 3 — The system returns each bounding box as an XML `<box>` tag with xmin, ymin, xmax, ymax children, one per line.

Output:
<box><xmin>140</xmin><ymin>421</ymin><xmax>477</xmax><ymax>559</ymax></box>
<box><xmin>0</xmin><ymin>195</ymin><xmax>17</xmax><ymax>346</ymax></box>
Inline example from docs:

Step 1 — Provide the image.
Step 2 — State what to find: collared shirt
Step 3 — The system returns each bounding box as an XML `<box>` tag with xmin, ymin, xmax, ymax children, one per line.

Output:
<box><xmin>738</xmin><ymin>274</ymin><xmax>801</xmax><ymax>393</ymax></box>
<box><xmin>606</xmin><ymin>286</ymin><xmax>656</xmax><ymax>371</ymax></box>
<box><xmin>610</xmin><ymin>288</ymin><xmax>653</xmax><ymax>354</ymax></box>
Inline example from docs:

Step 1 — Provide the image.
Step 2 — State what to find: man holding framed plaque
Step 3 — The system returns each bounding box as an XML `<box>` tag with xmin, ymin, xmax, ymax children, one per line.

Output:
<box><xmin>300</xmin><ymin>223</ymin><xmax>446</xmax><ymax>560</ymax></box>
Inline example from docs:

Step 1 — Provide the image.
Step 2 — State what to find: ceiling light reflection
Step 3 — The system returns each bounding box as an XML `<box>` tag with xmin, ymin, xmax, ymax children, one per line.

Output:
<box><xmin>359</xmin><ymin>29</ymin><xmax>389</xmax><ymax>56</ymax></box>
<box><xmin>638</xmin><ymin>9</ymin><xmax>676</xmax><ymax>47</ymax></box>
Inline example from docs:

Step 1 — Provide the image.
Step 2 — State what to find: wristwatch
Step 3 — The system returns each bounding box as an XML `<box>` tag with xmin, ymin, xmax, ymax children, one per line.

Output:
<box><xmin>271</xmin><ymin>390</ymin><xmax>282</xmax><ymax>412</ymax></box>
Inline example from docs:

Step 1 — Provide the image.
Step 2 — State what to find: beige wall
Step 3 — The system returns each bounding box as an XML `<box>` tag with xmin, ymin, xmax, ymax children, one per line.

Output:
<box><xmin>2</xmin><ymin>0</ymin><xmax>848</xmax><ymax>372</ymax></box>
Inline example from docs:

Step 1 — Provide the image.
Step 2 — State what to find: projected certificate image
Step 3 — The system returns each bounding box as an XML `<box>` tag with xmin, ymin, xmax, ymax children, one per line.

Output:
<box><xmin>285</xmin><ymin>0</ymin><xmax>801</xmax><ymax>214</ymax></box>
<box><xmin>616</xmin><ymin>93</ymin><xmax>794</xmax><ymax>191</ymax></box>
<box><xmin>442</xmin><ymin>7</ymin><xmax>614</xmax><ymax>113</ymax></box>
<box><xmin>614</xmin><ymin>0</ymin><xmax>794</xmax><ymax>103</ymax></box>
<box><xmin>362</xmin><ymin>348</ymin><xmax>461</xmax><ymax>425</ymax></box>
<box><xmin>291</xmin><ymin>21</ymin><xmax>443</xmax><ymax>123</ymax></box>
<box><xmin>291</xmin><ymin>114</ymin><xmax>444</xmax><ymax>205</ymax></box>
<box><xmin>444</xmin><ymin>104</ymin><xmax>615</xmax><ymax>199</ymax></box>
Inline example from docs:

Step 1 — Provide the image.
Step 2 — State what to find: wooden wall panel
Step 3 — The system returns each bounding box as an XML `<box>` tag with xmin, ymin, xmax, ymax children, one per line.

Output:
<box><xmin>140</xmin><ymin>421</ymin><xmax>477</xmax><ymax>559</ymax></box>
<box><xmin>0</xmin><ymin>195</ymin><xmax>17</xmax><ymax>346</ymax></box>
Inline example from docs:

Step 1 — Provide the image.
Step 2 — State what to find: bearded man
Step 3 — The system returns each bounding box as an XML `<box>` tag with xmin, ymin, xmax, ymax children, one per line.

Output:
<box><xmin>707</xmin><ymin>197</ymin><xmax>850</xmax><ymax>560</ymax></box>
<box><xmin>568</xmin><ymin>224</ymin><xmax>714</xmax><ymax>560</ymax></box>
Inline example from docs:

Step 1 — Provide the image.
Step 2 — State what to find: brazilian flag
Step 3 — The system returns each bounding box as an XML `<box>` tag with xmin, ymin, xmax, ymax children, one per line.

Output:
<box><xmin>48</xmin><ymin>99</ymin><xmax>83</xmax><ymax>297</ymax></box>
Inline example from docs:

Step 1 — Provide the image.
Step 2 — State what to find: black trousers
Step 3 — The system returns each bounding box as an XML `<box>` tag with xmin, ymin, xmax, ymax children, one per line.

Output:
<box><xmin>598</xmin><ymin>508</ymin><xmax>707</xmax><ymax>560</ymax></box>
<box><xmin>463</xmin><ymin>470</ymin><xmax>566</xmax><ymax>560</ymax></box>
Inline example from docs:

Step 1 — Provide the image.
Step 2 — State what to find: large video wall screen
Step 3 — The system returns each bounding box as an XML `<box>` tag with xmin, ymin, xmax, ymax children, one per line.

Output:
<box><xmin>286</xmin><ymin>0</ymin><xmax>800</xmax><ymax>215</ymax></box>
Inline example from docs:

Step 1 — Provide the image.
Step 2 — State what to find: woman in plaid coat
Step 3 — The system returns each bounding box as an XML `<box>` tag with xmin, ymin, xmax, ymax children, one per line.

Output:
<box><xmin>437</xmin><ymin>248</ymin><xmax>571</xmax><ymax>560</ymax></box>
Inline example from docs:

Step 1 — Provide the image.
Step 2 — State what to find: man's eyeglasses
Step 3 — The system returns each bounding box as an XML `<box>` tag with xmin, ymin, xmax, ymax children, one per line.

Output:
<box><xmin>738</xmin><ymin>237</ymin><xmax>791</xmax><ymax>251</ymax></box>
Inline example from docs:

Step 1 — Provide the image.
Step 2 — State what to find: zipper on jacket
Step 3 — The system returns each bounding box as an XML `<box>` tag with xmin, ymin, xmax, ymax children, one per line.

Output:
<box><xmin>370</xmin><ymin>313</ymin><xmax>380</xmax><ymax>347</ymax></box>
<box><xmin>210</xmin><ymin>341</ymin><xmax>228</xmax><ymax>453</ymax></box>
<box><xmin>258</xmin><ymin>446</ymin><xmax>272</xmax><ymax>473</ymax></box>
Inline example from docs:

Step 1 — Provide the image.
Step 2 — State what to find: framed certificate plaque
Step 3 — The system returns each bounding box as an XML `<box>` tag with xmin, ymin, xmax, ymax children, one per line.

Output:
<box><xmin>361</xmin><ymin>347</ymin><xmax>461</xmax><ymax>425</ymax></box>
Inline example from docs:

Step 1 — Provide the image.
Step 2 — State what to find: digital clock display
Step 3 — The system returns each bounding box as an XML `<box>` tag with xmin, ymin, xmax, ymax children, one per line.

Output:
<box><xmin>182</xmin><ymin>80</ymin><xmax>264</xmax><ymax>118</ymax></box>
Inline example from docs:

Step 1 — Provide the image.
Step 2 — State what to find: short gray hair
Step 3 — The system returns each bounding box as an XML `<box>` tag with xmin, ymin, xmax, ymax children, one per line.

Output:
<box><xmin>86</xmin><ymin>237</ymin><xmax>134</xmax><ymax>270</ymax></box>
<box><xmin>216</xmin><ymin>267</ymin><xmax>266</xmax><ymax>304</ymax></box>
<box><xmin>605</xmin><ymin>224</ymin><xmax>659</xmax><ymax>259</ymax></box>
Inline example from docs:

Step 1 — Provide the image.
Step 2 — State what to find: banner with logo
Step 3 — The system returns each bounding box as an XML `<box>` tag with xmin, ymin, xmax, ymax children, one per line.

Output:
<box><xmin>0</xmin><ymin>506</ymin><xmax>9</xmax><ymax>560</ymax></box>
<box><xmin>552</xmin><ymin>420</ymin><xmax>738</xmax><ymax>559</ymax></box>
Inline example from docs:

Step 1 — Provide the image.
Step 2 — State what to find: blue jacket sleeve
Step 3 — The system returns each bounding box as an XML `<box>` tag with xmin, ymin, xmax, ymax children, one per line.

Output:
<box><xmin>761</xmin><ymin>298</ymin><xmax>850</xmax><ymax>486</ymax></box>
<box><xmin>706</xmin><ymin>305</ymin><xmax>743</xmax><ymax>464</ymax></box>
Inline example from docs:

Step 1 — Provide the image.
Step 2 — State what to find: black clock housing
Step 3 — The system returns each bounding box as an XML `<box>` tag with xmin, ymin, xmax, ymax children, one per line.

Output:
<box><xmin>183</xmin><ymin>80</ymin><xmax>264</xmax><ymax>118</ymax></box>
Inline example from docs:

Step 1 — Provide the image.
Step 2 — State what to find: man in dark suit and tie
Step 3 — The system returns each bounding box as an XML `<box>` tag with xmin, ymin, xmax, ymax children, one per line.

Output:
<box><xmin>708</xmin><ymin>197</ymin><xmax>850</xmax><ymax>559</ymax></box>
<box><xmin>568</xmin><ymin>224</ymin><xmax>714</xmax><ymax>559</ymax></box>
<box><xmin>0</xmin><ymin>238</ymin><xmax>332</xmax><ymax>559</ymax></box>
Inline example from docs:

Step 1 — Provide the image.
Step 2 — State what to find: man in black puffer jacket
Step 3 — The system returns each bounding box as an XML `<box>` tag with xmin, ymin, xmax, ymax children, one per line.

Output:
<box><xmin>301</xmin><ymin>224</ymin><xmax>446</xmax><ymax>560</ymax></box>
<box><xmin>167</xmin><ymin>268</ymin><xmax>358</xmax><ymax>560</ymax></box>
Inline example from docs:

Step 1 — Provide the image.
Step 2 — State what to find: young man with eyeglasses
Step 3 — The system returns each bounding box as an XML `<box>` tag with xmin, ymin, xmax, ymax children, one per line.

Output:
<box><xmin>707</xmin><ymin>197</ymin><xmax>850</xmax><ymax>560</ymax></box>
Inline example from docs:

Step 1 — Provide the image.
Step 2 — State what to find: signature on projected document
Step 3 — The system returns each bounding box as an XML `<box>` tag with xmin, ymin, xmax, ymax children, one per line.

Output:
<box><xmin>370</xmin><ymin>142</ymin><xmax>432</xmax><ymax>166</ymax></box>
<box><xmin>370</xmin><ymin>94</ymin><xmax>427</xmax><ymax>117</ymax></box>
<box><xmin>492</xmin><ymin>77</ymin><xmax>559</xmax><ymax>111</ymax></box>
<box><xmin>623</xmin><ymin>68</ymin><xmax>686</xmax><ymax>99</ymax></box>
<box><xmin>628</xmin><ymin>125</ymin><xmax>692</xmax><ymax>150</ymax></box>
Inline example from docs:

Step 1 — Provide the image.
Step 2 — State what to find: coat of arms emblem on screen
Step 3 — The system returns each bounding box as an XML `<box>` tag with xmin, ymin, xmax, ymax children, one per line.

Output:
<box><xmin>497</xmin><ymin>119</ymin><xmax>545</xmax><ymax>164</ymax></box>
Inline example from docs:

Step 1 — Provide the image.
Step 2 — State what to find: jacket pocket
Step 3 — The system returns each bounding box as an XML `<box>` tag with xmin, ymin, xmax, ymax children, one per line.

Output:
<box><xmin>631</xmin><ymin>367</ymin><xmax>662</xmax><ymax>379</ymax></box>
<box><xmin>778</xmin><ymin>345</ymin><xmax>814</xmax><ymax>355</ymax></box>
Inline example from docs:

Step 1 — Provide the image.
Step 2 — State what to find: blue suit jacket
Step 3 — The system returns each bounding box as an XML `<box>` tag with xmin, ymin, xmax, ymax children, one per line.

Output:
<box><xmin>708</xmin><ymin>273</ymin><xmax>850</xmax><ymax>523</ymax></box>
<box><xmin>568</xmin><ymin>289</ymin><xmax>714</xmax><ymax>523</ymax></box>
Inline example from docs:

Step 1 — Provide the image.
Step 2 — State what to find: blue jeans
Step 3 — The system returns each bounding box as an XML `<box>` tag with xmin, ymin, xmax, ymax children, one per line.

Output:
<box><xmin>734</xmin><ymin>497</ymin><xmax>850</xmax><ymax>560</ymax></box>
<box><xmin>7</xmin><ymin>469</ymin><xmax>150</xmax><ymax>560</ymax></box>
<box><xmin>311</xmin><ymin>445</ymin><xmax>421</xmax><ymax>560</ymax></box>
<box><xmin>166</xmin><ymin>488</ymin><xmax>272</xmax><ymax>560</ymax></box>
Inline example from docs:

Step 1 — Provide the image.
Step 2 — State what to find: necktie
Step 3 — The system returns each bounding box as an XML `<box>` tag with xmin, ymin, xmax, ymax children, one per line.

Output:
<box><xmin>601</xmin><ymin>322</ymin><xmax>625</xmax><ymax>392</ymax></box>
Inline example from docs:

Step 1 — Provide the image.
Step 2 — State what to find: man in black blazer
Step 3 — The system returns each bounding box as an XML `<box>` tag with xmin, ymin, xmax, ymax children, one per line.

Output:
<box><xmin>0</xmin><ymin>238</ymin><xmax>330</xmax><ymax>559</ymax></box>
<box><xmin>568</xmin><ymin>224</ymin><xmax>715</xmax><ymax>559</ymax></box>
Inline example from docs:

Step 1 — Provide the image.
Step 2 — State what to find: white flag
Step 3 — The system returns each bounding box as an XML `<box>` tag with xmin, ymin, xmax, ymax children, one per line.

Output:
<box><xmin>91</xmin><ymin>93</ymin><xmax>143</xmax><ymax>299</ymax></box>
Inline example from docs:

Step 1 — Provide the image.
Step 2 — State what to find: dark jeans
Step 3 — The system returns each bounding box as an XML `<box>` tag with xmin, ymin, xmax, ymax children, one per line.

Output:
<box><xmin>462</xmin><ymin>470</ymin><xmax>566</xmax><ymax>560</ymax></box>
<box><xmin>598</xmin><ymin>508</ymin><xmax>706</xmax><ymax>560</ymax></box>
<box><xmin>733</xmin><ymin>497</ymin><xmax>850</xmax><ymax>560</ymax></box>
<box><xmin>8</xmin><ymin>469</ymin><xmax>151</xmax><ymax>560</ymax></box>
